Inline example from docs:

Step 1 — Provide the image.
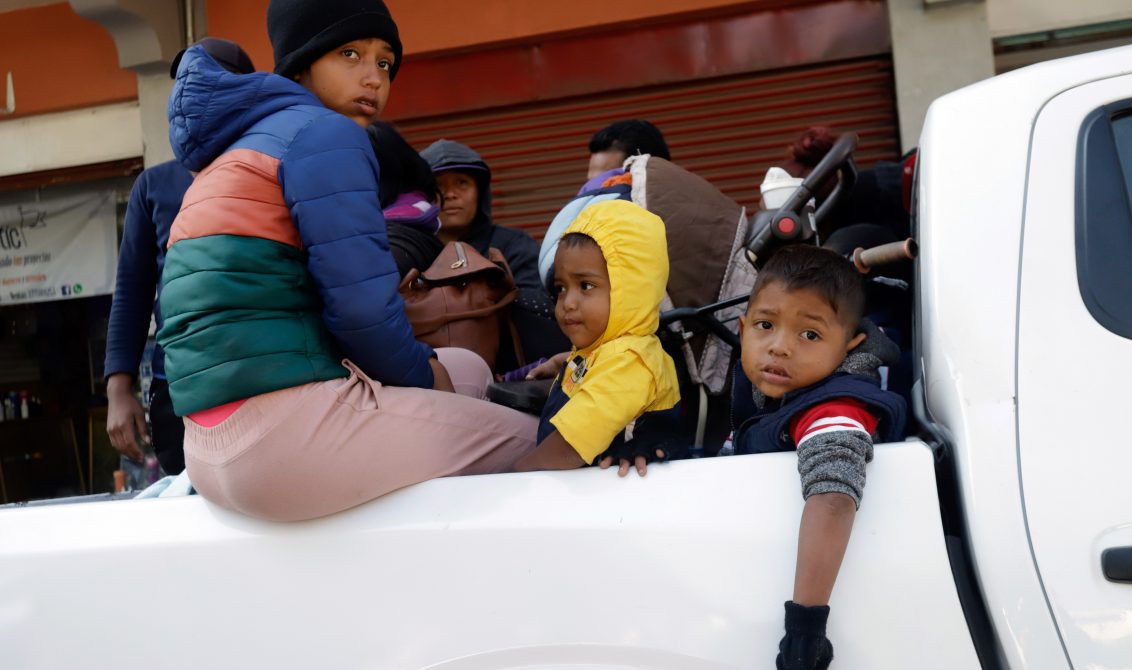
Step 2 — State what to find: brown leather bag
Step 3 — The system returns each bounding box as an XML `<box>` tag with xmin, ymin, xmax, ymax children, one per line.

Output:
<box><xmin>398</xmin><ymin>240</ymin><xmax>523</xmax><ymax>370</ymax></box>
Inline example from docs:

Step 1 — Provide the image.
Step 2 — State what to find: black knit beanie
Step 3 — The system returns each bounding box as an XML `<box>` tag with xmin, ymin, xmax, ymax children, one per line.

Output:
<box><xmin>268</xmin><ymin>0</ymin><xmax>403</xmax><ymax>81</ymax></box>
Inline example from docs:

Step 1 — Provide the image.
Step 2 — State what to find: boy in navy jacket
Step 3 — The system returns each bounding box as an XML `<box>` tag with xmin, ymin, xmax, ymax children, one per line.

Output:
<box><xmin>732</xmin><ymin>245</ymin><xmax>906</xmax><ymax>670</ymax></box>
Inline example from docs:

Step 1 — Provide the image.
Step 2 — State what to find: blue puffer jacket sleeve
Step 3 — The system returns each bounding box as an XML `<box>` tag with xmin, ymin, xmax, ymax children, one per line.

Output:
<box><xmin>279</xmin><ymin>113</ymin><xmax>435</xmax><ymax>388</ymax></box>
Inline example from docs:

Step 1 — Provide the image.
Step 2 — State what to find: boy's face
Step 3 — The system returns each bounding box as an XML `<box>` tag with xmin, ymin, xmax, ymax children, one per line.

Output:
<box><xmin>297</xmin><ymin>38</ymin><xmax>394</xmax><ymax>128</ymax></box>
<box><xmin>553</xmin><ymin>242</ymin><xmax>611</xmax><ymax>350</ymax></box>
<box><xmin>739</xmin><ymin>281</ymin><xmax>866</xmax><ymax>398</ymax></box>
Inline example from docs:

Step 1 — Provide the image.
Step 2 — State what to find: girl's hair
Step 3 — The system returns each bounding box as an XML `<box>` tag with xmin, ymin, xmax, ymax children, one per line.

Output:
<box><xmin>366</xmin><ymin>121</ymin><xmax>438</xmax><ymax>209</ymax></box>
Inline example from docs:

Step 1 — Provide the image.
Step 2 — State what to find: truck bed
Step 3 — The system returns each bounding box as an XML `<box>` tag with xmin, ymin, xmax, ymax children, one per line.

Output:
<box><xmin>0</xmin><ymin>441</ymin><xmax>977</xmax><ymax>669</ymax></box>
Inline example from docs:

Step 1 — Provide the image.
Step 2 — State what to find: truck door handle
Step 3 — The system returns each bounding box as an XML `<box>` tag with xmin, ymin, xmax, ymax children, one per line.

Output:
<box><xmin>1102</xmin><ymin>547</ymin><xmax>1132</xmax><ymax>583</ymax></box>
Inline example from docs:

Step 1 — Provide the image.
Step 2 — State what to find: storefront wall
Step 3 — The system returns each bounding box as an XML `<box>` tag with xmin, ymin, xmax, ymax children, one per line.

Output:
<box><xmin>0</xmin><ymin>3</ymin><xmax>136</xmax><ymax>120</ymax></box>
<box><xmin>208</xmin><ymin>0</ymin><xmax>900</xmax><ymax>237</ymax></box>
<box><xmin>987</xmin><ymin>0</ymin><xmax>1132</xmax><ymax>75</ymax></box>
<box><xmin>3</xmin><ymin>1</ymin><xmax>1132</xmax><ymax>177</ymax></box>
<box><xmin>0</xmin><ymin>3</ymin><xmax>140</xmax><ymax>179</ymax></box>
<box><xmin>206</xmin><ymin>0</ymin><xmax>804</xmax><ymax>68</ymax></box>
<box><xmin>0</xmin><ymin>174</ymin><xmax>134</xmax><ymax>503</ymax></box>
<box><xmin>389</xmin><ymin>0</ymin><xmax>898</xmax><ymax>237</ymax></box>
<box><xmin>0</xmin><ymin>3</ymin><xmax>161</xmax><ymax>501</ymax></box>
<box><xmin>398</xmin><ymin>56</ymin><xmax>899</xmax><ymax>240</ymax></box>
<box><xmin>887</xmin><ymin>0</ymin><xmax>1132</xmax><ymax>150</ymax></box>
<box><xmin>988</xmin><ymin>0</ymin><xmax>1132</xmax><ymax>38</ymax></box>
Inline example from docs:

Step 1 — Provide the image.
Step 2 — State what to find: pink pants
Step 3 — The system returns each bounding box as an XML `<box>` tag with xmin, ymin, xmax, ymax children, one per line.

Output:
<box><xmin>183</xmin><ymin>348</ymin><xmax>538</xmax><ymax>521</ymax></box>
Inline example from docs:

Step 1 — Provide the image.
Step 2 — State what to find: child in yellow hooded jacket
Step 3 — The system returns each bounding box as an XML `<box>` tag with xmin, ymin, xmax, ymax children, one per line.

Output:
<box><xmin>513</xmin><ymin>200</ymin><xmax>681</xmax><ymax>474</ymax></box>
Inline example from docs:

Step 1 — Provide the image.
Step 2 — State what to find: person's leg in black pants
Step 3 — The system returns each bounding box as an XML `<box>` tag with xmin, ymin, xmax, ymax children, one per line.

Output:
<box><xmin>147</xmin><ymin>379</ymin><xmax>185</xmax><ymax>475</ymax></box>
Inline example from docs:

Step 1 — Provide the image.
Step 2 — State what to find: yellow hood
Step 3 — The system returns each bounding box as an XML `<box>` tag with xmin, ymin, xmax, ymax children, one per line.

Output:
<box><xmin>565</xmin><ymin>200</ymin><xmax>670</xmax><ymax>352</ymax></box>
<box><xmin>552</xmin><ymin>199</ymin><xmax>680</xmax><ymax>462</ymax></box>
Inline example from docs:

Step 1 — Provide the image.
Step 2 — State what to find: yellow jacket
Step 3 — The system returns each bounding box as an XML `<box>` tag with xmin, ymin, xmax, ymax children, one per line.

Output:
<box><xmin>550</xmin><ymin>200</ymin><xmax>681</xmax><ymax>463</ymax></box>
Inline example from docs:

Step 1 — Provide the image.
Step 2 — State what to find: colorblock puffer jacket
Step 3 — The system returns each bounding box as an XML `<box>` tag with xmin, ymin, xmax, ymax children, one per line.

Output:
<box><xmin>158</xmin><ymin>45</ymin><xmax>434</xmax><ymax>415</ymax></box>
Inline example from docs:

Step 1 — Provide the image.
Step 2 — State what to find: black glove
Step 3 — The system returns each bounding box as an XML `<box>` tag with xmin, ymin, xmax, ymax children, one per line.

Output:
<box><xmin>776</xmin><ymin>601</ymin><xmax>834</xmax><ymax>670</ymax></box>
<box><xmin>594</xmin><ymin>438</ymin><xmax>671</xmax><ymax>466</ymax></box>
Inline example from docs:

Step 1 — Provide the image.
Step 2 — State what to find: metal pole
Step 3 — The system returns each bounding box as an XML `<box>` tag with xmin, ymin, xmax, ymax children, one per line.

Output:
<box><xmin>184</xmin><ymin>0</ymin><xmax>195</xmax><ymax>44</ymax></box>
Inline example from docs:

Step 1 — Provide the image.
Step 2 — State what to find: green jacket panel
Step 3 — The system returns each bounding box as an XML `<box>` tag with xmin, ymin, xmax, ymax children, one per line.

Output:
<box><xmin>159</xmin><ymin>234</ymin><xmax>347</xmax><ymax>415</ymax></box>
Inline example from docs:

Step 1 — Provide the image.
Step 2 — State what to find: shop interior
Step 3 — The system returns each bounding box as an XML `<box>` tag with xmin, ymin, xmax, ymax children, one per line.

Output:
<box><xmin>0</xmin><ymin>169</ymin><xmax>138</xmax><ymax>503</ymax></box>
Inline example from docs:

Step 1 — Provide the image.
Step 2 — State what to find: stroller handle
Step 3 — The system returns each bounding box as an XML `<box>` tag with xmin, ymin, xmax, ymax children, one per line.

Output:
<box><xmin>658</xmin><ymin>294</ymin><xmax>748</xmax><ymax>350</ymax></box>
<box><xmin>853</xmin><ymin>237</ymin><xmax>919</xmax><ymax>273</ymax></box>
<box><xmin>745</xmin><ymin>133</ymin><xmax>860</xmax><ymax>266</ymax></box>
<box><xmin>779</xmin><ymin>132</ymin><xmax>860</xmax><ymax>222</ymax></box>
<box><xmin>660</xmin><ymin>236</ymin><xmax>917</xmax><ymax>351</ymax></box>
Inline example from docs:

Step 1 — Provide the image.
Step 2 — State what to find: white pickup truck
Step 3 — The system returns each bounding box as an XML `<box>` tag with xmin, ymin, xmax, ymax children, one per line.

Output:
<box><xmin>2</xmin><ymin>45</ymin><xmax>1131</xmax><ymax>670</ymax></box>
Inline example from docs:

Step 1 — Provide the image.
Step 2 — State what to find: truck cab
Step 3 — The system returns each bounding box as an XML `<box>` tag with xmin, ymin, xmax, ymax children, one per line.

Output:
<box><xmin>917</xmin><ymin>42</ymin><xmax>1132</xmax><ymax>669</ymax></box>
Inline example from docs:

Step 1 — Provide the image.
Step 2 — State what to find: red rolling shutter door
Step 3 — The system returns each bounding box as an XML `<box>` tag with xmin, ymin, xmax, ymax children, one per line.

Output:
<box><xmin>397</xmin><ymin>56</ymin><xmax>900</xmax><ymax>240</ymax></box>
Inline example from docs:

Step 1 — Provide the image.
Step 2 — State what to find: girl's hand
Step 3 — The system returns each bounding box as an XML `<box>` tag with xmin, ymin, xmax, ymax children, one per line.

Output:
<box><xmin>429</xmin><ymin>358</ymin><xmax>455</xmax><ymax>393</ymax></box>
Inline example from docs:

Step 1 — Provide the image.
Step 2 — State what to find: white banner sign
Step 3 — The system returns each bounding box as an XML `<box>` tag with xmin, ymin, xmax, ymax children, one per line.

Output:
<box><xmin>0</xmin><ymin>191</ymin><xmax>117</xmax><ymax>305</ymax></box>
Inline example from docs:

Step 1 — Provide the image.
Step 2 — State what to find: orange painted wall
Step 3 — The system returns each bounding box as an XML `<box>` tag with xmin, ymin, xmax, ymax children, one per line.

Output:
<box><xmin>205</xmin><ymin>0</ymin><xmax>273</xmax><ymax>73</ymax></box>
<box><xmin>0</xmin><ymin>3</ymin><xmax>137</xmax><ymax>120</ymax></box>
<box><xmin>388</xmin><ymin>0</ymin><xmax>771</xmax><ymax>54</ymax></box>
<box><xmin>0</xmin><ymin>0</ymin><xmax>791</xmax><ymax>120</ymax></box>
<box><xmin>207</xmin><ymin>0</ymin><xmax>775</xmax><ymax>70</ymax></box>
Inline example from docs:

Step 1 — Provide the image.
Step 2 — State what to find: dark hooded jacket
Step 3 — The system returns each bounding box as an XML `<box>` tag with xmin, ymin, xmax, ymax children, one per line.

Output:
<box><xmin>104</xmin><ymin>159</ymin><xmax>193</xmax><ymax>382</ymax></box>
<box><xmin>421</xmin><ymin>140</ymin><xmax>542</xmax><ymax>291</ymax></box>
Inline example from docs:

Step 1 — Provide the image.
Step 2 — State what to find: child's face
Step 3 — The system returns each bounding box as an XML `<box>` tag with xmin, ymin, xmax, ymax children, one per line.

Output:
<box><xmin>739</xmin><ymin>281</ymin><xmax>866</xmax><ymax>398</ymax></box>
<box><xmin>553</xmin><ymin>242</ymin><xmax>611</xmax><ymax>350</ymax></box>
<box><xmin>297</xmin><ymin>38</ymin><xmax>394</xmax><ymax>128</ymax></box>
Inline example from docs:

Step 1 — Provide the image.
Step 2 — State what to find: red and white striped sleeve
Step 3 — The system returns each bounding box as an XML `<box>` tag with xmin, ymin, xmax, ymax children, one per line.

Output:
<box><xmin>789</xmin><ymin>399</ymin><xmax>879</xmax><ymax>448</ymax></box>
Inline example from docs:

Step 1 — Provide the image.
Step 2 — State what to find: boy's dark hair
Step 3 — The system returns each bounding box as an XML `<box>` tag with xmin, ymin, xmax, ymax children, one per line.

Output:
<box><xmin>559</xmin><ymin>232</ymin><xmax>601</xmax><ymax>252</ymax></box>
<box><xmin>588</xmin><ymin>120</ymin><xmax>671</xmax><ymax>161</ymax></box>
<box><xmin>367</xmin><ymin>122</ymin><xmax>438</xmax><ymax>209</ymax></box>
<box><xmin>750</xmin><ymin>245</ymin><xmax>865</xmax><ymax>329</ymax></box>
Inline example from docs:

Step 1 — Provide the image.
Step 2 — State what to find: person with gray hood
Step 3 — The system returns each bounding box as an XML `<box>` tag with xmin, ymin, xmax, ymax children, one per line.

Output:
<box><xmin>421</xmin><ymin>139</ymin><xmax>569</xmax><ymax>371</ymax></box>
<box><xmin>421</xmin><ymin>139</ymin><xmax>541</xmax><ymax>291</ymax></box>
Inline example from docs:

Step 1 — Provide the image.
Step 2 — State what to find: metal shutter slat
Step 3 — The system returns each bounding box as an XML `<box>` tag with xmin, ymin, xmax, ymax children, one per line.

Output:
<box><xmin>399</xmin><ymin>56</ymin><xmax>900</xmax><ymax>240</ymax></box>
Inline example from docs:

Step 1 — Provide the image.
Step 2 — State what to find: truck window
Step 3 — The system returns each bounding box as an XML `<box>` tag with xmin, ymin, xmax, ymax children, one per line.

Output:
<box><xmin>1076</xmin><ymin>104</ymin><xmax>1132</xmax><ymax>339</ymax></box>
